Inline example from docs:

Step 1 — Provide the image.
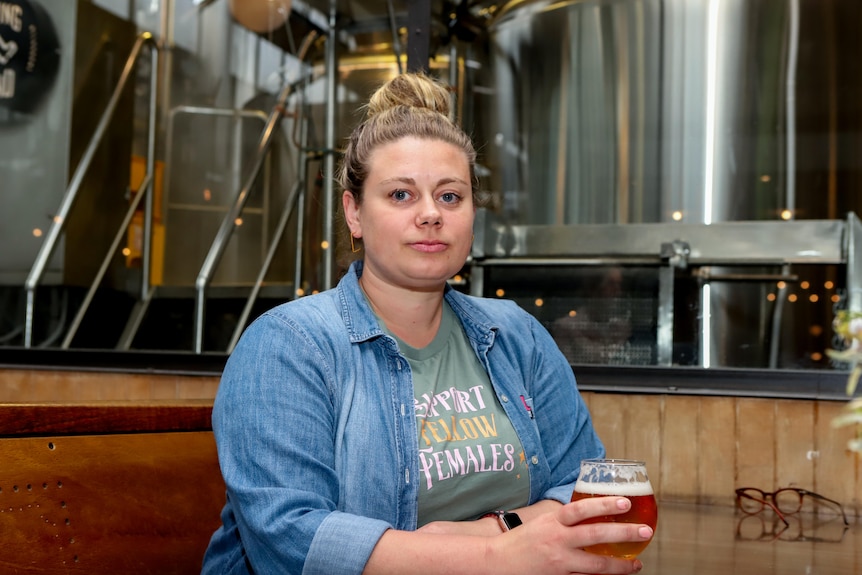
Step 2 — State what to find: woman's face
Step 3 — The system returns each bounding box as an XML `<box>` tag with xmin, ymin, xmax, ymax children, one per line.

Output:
<box><xmin>342</xmin><ymin>136</ymin><xmax>475</xmax><ymax>291</ymax></box>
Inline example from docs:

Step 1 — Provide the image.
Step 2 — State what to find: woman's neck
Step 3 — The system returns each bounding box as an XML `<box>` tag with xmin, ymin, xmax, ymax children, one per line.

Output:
<box><xmin>359</xmin><ymin>274</ymin><xmax>445</xmax><ymax>349</ymax></box>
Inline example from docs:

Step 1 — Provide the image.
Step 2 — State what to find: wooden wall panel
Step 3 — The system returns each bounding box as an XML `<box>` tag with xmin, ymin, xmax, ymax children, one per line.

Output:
<box><xmin>87</xmin><ymin>375</ymin><xmax>153</xmax><ymax>400</ymax></box>
<box><xmin>0</xmin><ymin>369</ymin><xmax>219</xmax><ymax>403</ymax></box>
<box><xmin>735</xmin><ymin>398</ymin><xmax>776</xmax><ymax>490</ymax></box>
<box><xmin>582</xmin><ymin>392</ymin><xmax>860</xmax><ymax>516</ymax></box>
<box><xmin>2</xmin><ymin>369</ymin><xmax>860</xmax><ymax>515</ymax></box>
<box><xmin>623</xmin><ymin>395</ymin><xmax>662</xmax><ymax>497</ymax></box>
<box><xmin>588</xmin><ymin>393</ymin><xmax>626</xmax><ymax>459</ymax></box>
<box><xmin>775</xmin><ymin>399</ymin><xmax>815</xmax><ymax>489</ymax></box>
<box><xmin>814</xmin><ymin>401</ymin><xmax>859</xmax><ymax>511</ymax></box>
<box><xmin>660</xmin><ymin>396</ymin><xmax>700</xmax><ymax>502</ymax></box>
<box><xmin>698</xmin><ymin>397</ymin><xmax>736</xmax><ymax>505</ymax></box>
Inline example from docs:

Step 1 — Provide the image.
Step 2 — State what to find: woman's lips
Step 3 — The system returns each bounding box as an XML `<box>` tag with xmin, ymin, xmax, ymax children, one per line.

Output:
<box><xmin>411</xmin><ymin>241</ymin><xmax>448</xmax><ymax>253</ymax></box>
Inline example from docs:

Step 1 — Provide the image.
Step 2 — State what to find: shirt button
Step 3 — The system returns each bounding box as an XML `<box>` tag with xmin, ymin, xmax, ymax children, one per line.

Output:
<box><xmin>501</xmin><ymin>395</ymin><xmax>509</xmax><ymax>403</ymax></box>
<box><xmin>531</xmin><ymin>456</ymin><xmax>539</xmax><ymax>465</ymax></box>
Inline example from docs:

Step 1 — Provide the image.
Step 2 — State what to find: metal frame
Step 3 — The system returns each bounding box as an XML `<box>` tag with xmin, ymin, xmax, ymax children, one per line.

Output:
<box><xmin>470</xmin><ymin>211</ymin><xmax>861</xmax><ymax>367</ymax></box>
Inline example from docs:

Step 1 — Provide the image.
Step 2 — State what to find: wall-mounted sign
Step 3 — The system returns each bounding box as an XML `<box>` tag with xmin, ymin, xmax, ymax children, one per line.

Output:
<box><xmin>0</xmin><ymin>0</ymin><xmax>60</xmax><ymax>113</ymax></box>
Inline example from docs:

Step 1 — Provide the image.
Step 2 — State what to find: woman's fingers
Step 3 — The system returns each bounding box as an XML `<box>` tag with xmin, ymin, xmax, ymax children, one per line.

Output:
<box><xmin>557</xmin><ymin>496</ymin><xmax>654</xmax><ymax>572</ymax></box>
<box><xmin>558</xmin><ymin>496</ymin><xmax>638</xmax><ymax>526</ymax></box>
<box><xmin>570</xmin><ymin>520</ymin><xmax>654</xmax><ymax>549</ymax></box>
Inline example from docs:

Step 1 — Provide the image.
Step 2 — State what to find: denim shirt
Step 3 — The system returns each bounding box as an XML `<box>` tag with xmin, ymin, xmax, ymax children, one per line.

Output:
<box><xmin>202</xmin><ymin>261</ymin><xmax>604</xmax><ymax>575</ymax></box>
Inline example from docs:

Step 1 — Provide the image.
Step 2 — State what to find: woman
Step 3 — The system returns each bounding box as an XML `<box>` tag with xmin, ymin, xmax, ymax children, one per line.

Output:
<box><xmin>202</xmin><ymin>73</ymin><xmax>651</xmax><ymax>575</ymax></box>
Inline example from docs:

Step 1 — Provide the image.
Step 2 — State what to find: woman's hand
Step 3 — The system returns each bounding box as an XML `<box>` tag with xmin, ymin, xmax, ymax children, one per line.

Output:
<box><xmin>365</xmin><ymin>497</ymin><xmax>650</xmax><ymax>575</ymax></box>
<box><xmin>484</xmin><ymin>496</ymin><xmax>651</xmax><ymax>574</ymax></box>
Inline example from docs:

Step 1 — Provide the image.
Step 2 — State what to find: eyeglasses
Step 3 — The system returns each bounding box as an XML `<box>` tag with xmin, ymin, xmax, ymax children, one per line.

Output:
<box><xmin>735</xmin><ymin>487</ymin><xmax>849</xmax><ymax>526</ymax></box>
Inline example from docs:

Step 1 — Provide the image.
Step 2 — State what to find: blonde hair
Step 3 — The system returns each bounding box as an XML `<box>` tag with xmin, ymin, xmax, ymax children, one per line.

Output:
<box><xmin>336</xmin><ymin>73</ymin><xmax>482</xmax><ymax>264</ymax></box>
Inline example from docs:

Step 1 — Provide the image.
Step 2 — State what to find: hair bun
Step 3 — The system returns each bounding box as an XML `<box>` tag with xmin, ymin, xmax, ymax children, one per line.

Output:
<box><xmin>366</xmin><ymin>73</ymin><xmax>451</xmax><ymax>118</ymax></box>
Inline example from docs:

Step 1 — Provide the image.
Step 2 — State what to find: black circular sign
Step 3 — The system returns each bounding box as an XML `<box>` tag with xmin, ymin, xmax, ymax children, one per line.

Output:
<box><xmin>0</xmin><ymin>0</ymin><xmax>60</xmax><ymax>113</ymax></box>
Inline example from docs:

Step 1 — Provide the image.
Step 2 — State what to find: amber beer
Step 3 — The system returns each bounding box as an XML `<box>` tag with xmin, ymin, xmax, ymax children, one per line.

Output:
<box><xmin>570</xmin><ymin>459</ymin><xmax>658</xmax><ymax>559</ymax></box>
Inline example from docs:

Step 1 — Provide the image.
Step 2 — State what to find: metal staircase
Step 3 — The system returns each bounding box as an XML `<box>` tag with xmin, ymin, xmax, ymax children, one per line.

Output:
<box><xmin>20</xmin><ymin>30</ymin><xmax>323</xmax><ymax>354</ymax></box>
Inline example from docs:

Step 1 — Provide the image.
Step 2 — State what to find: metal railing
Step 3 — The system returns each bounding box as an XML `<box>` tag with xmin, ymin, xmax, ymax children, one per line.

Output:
<box><xmin>192</xmin><ymin>30</ymin><xmax>320</xmax><ymax>354</ymax></box>
<box><xmin>23</xmin><ymin>32</ymin><xmax>160</xmax><ymax>349</ymax></box>
<box><xmin>114</xmin><ymin>104</ymin><xmax>274</xmax><ymax>351</ymax></box>
<box><xmin>191</xmin><ymin>80</ymin><xmax>300</xmax><ymax>353</ymax></box>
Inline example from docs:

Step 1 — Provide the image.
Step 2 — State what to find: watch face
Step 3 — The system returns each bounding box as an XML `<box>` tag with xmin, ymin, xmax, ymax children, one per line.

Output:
<box><xmin>502</xmin><ymin>512</ymin><xmax>523</xmax><ymax>529</ymax></box>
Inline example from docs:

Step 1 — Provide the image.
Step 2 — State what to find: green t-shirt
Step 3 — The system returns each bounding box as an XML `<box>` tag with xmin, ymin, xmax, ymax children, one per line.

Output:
<box><xmin>385</xmin><ymin>301</ymin><xmax>530</xmax><ymax>526</ymax></box>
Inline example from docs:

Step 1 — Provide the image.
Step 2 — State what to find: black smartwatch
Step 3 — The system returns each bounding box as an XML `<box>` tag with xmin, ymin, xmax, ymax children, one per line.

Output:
<box><xmin>487</xmin><ymin>510</ymin><xmax>522</xmax><ymax>531</ymax></box>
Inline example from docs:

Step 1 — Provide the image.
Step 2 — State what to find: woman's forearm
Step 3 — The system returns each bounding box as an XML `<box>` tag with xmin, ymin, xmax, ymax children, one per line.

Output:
<box><xmin>417</xmin><ymin>499</ymin><xmax>565</xmax><ymax>538</ymax></box>
<box><xmin>364</xmin><ymin>530</ymin><xmax>494</xmax><ymax>575</ymax></box>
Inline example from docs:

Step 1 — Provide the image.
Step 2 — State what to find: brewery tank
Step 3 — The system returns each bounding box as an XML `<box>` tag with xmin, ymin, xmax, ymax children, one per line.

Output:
<box><xmin>471</xmin><ymin>0</ymin><xmax>862</xmax><ymax>368</ymax></box>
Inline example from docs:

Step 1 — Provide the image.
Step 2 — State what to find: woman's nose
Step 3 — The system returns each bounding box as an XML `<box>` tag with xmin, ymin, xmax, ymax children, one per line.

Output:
<box><xmin>416</xmin><ymin>196</ymin><xmax>441</xmax><ymax>226</ymax></box>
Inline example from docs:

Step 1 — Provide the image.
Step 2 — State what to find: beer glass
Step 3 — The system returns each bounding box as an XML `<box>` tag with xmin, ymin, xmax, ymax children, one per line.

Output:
<box><xmin>570</xmin><ymin>459</ymin><xmax>658</xmax><ymax>559</ymax></box>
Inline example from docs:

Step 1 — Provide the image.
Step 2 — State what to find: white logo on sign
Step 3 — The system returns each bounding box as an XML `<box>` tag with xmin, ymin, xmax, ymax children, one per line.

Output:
<box><xmin>0</xmin><ymin>33</ymin><xmax>17</xmax><ymax>65</ymax></box>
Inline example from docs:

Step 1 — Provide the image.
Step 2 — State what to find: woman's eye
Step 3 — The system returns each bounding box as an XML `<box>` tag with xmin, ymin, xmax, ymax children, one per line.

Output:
<box><xmin>391</xmin><ymin>189</ymin><xmax>410</xmax><ymax>201</ymax></box>
<box><xmin>439</xmin><ymin>192</ymin><xmax>461</xmax><ymax>204</ymax></box>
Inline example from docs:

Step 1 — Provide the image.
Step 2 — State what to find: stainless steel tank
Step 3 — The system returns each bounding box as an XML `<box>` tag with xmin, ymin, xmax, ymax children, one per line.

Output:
<box><xmin>473</xmin><ymin>0</ymin><xmax>862</xmax><ymax>368</ymax></box>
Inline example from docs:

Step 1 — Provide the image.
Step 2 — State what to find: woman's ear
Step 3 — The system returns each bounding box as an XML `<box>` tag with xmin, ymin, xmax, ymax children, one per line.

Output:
<box><xmin>342</xmin><ymin>190</ymin><xmax>361</xmax><ymax>237</ymax></box>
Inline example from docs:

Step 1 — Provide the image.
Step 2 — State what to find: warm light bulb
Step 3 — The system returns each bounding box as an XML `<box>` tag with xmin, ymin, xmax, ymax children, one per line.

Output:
<box><xmin>229</xmin><ymin>0</ymin><xmax>292</xmax><ymax>33</ymax></box>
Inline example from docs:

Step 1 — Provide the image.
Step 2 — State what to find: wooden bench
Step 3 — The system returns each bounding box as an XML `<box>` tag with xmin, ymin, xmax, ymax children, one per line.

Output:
<box><xmin>0</xmin><ymin>400</ymin><xmax>225</xmax><ymax>574</ymax></box>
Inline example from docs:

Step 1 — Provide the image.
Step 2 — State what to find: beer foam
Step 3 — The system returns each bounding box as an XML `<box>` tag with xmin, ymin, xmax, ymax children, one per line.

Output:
<box><xmin>574</xmin><ymin>481</ymin><xmax>654</xmax><ymax>496</ymax></box>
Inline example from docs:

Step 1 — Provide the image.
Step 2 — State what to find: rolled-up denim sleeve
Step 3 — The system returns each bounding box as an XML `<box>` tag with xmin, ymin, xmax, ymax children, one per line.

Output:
<box><xmin>213</xmin><ymin>312</ymin><xmax>390</xmax><ymax>575</ymax></box>
<box><xmin>303</xmin><ymin>512</ymin><xmax>391</xmax><ymax>575</ymax></box>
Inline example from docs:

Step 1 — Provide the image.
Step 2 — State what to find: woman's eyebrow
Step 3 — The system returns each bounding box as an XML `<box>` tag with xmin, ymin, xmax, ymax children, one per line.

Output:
<box><xmin>379</xmin><ymin>176</ymin><xmax>469</xmax><ymax>187</ymax></box>
<box><xmin>379</xmin><ymin>176</ymin><xmax>416</xmax><ymax>186</ymax></box>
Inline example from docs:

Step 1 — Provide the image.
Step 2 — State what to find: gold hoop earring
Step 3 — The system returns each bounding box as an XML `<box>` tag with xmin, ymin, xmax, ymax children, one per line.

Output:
<box><xmin>350</xmin><ymin>235</ymin><xmax>361</xmax><ymax>253</ymax></box>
